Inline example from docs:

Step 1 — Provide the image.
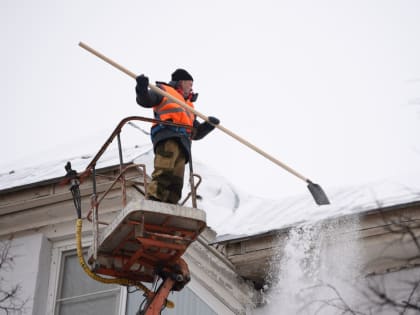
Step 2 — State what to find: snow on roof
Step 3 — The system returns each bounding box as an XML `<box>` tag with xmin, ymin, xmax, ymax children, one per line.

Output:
<box><xmin>182</xmin><ymin>163</ymin><xmax>420</xmax><ymax>239</ymax></box>
<box><xmin>0</xmin><ymin>144</ymin><xmax>152</xmax><ymax>192</ymax></box>
<box><xmin>1</xmin><ymin>145</ymin><xmax>419</xmax><ymax>240</ymax></box>
<box><xmin>210</xmin><ymin>175</ymin><xmax>420</xmax><ymax>238</ymax></box>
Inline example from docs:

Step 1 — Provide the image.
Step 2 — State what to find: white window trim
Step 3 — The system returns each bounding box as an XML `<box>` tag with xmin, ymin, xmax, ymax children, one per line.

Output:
<box><xmin>187</xmin><ymin>277</ymin><xmax>236</xmax><ymax>315</ymax></box>
<box><xmin>46</xmin><ymin>237</ymin><xmax>126</xmax><ymax>315</ymax></box>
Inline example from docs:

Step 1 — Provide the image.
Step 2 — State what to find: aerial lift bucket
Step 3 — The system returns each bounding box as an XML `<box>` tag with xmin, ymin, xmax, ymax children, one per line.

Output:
<box><xmin>87</xmin><ymin>199</ymin><xmax>206</xmax><ymax>285</ymax></box>
<box><xmin>88</xmin><ymin>199</ymin><xmax>206</xmax><ymax>314</ymax></box>
<box><xmin>65</xmin><ymin>167</ymin><xmax>206</xmax><ymax>314</ymax></box>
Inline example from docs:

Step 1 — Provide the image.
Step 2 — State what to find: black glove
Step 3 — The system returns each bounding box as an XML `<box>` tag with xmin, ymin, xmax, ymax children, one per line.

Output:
<box><xmin>192</xmin><ymin>116</ymin><xmax>220</xmax><ymax>140</ymax></box>
<box><xmin>135</xmin><ymin>74</ymin><xmax>149</xmax><ymax>95</ymax></box>
<box><xmin>207</xmin><ymin>116</ymin><xmax>220</xmax><ymax>125</ymax></box>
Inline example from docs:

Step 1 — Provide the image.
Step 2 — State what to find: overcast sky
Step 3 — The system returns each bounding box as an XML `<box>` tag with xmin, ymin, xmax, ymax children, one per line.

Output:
<box><xmin>1</xmin><ymin>0</ymin><xmax>420</xmax><ymax>200</ymax></box>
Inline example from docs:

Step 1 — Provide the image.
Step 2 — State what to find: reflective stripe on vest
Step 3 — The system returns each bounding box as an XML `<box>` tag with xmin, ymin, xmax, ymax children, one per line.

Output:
<box><xmin>153</xmin><ymin>84</ymin><xmax>195</xmax><ymax>129</ymax></box>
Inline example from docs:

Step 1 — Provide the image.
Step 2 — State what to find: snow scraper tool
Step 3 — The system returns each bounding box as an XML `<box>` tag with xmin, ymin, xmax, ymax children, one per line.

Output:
<box><xmin>78</xmin><ymin>42</ymin><xmax>330</xmax><ymax>206</ymax></box>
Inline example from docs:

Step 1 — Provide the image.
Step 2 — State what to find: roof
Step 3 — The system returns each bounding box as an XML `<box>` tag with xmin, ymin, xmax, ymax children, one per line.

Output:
<box><xmin>209</xmin><ymin>172</ymin><xmax>420</xmax><ymax>239</ymax></box>
<box><xmin>0</xmin><ymin>144</ymin><xmax>152</xmax><ymax>193</ymax></box>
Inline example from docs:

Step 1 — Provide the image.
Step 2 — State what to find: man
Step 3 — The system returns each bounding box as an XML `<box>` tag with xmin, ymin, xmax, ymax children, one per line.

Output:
<box><xmin>135</xmin><ymin>68</ymin><xmax>219</xmax><ymax>204</ymax></box>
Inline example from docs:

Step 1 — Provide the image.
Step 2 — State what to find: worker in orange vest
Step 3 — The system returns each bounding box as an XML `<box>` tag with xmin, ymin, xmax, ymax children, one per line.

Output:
<box><xmin>135</xmin><ymin>69</ymin><xmax>219</xmax><ymax>204</ymax></box>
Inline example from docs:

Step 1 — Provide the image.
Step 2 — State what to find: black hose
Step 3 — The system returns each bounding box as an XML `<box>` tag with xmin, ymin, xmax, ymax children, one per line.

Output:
<box><xmin>65</xmin><ymin>162</ymin><xmax>82</xmax><ymax>219</ymax></box>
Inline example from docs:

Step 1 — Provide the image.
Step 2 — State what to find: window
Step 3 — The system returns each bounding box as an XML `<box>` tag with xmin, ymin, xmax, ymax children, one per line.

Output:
<box><xmin>126</xmin><ymin>284</ymin><xmax>217</xmax><ymax>315</ymax></box>
<box><xmin>48</xmin><ymin>243</ymin><xmax>125</xmax><ymax>315</ymax></box>
<box><xmin>48</xmin><ymin>242</ymin><xmax>226</xmax><ymax>315</ymax></box>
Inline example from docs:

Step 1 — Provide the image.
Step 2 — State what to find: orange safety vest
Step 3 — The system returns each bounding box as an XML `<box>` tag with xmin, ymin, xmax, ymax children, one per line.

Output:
<box><xmin>153</xmin><ymin>84</ymin><xmax>195</xmax><ymax>131</ymax></box>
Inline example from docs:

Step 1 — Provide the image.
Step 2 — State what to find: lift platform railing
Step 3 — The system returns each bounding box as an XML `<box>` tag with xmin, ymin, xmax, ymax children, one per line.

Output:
<box><xmin>68</xmin><ymin>116</ymin><xmax>201</xmax><ymax>261</ymax></box>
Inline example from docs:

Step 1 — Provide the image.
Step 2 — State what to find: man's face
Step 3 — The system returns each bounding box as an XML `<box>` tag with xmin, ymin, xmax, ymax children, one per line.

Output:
<box><xmin>179</xmin><ymin>80</ymin><xmax>193</xmax><ymax>97</ymax></box>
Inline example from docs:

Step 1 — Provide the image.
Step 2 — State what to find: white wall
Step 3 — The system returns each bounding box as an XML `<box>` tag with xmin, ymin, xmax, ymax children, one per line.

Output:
<box><xmin>0</xmin><ymin>233</ymin><xmax>51</xmax><ymax>315</ymax></box>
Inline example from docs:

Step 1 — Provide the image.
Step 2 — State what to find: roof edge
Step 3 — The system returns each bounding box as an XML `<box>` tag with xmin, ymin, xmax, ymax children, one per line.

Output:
<box><xmin>211</xmin><ymin>200</ymin><xmax>420</xmax><ymax>245</ymax></box>
<box><xmin>0</xmin><ymin>164</ymin><xmax>125</xmax><ymax>195</ymax></box>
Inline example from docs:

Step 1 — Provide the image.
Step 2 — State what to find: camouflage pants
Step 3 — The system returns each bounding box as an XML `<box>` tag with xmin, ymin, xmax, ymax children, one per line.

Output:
<box><xmin>147</xmin><ymin>139</ymin><xmax>186</xmax><ymax>204</ymax></box>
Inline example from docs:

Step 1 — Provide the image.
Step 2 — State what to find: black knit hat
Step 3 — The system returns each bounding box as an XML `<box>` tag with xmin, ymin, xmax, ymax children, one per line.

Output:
<box><xmin>171</xmin><ymin>68</ymin><xmax>193</xmax><ymax>81</ymax></box>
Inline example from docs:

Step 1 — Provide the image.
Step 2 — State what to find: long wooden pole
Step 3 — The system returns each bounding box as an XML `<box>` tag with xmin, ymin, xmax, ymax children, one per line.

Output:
<box><xmin>79</xmin><ymin>42</ymin><xmax>308</xmax><ymax>182</ymax></box>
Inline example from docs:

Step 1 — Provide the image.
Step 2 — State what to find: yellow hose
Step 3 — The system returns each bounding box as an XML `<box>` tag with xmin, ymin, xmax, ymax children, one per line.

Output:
<box><xmin>75</xmin><ymin>218</ymin><xmax>174</xmax><ymax>308</ymax></box>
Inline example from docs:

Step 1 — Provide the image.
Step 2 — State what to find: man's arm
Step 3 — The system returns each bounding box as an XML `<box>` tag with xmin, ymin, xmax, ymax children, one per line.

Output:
<box><xmin>135</xmin><ymin>75</ymin><xmax>163</xmax><ymax>108</ymax></box>
<box><xmin>192</xmin><ymin>116</ymin><xmax>220</xmax><ymax>140</ymax></box>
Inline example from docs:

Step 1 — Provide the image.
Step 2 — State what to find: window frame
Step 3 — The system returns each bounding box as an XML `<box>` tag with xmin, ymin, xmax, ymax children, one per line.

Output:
<box><xmin>46</xmin><ymin>238</ymin><xmax>127</xmax><ymax>315</ymax></box>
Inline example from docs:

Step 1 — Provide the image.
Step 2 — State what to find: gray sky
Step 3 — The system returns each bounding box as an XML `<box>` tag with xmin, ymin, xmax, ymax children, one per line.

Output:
<box><xmin>1</xmin><ymin>0</ymin><xmax>420</xmax><ymax>200</ymax></box>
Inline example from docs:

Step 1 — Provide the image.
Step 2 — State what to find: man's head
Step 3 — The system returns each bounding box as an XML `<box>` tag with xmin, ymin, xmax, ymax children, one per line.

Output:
<box><xmin>171</xmin><ymin>69</ymin><xmax>193</xmax><ymax>81</ymax></box>
<box><xmin>171</xmin><ymin>68</ymin><xmax>194</xmax><ymax>99</ymax></box>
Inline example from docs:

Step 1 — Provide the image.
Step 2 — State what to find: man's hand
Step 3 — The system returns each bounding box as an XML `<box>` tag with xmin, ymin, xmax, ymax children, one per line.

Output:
<box><xmin>208</xmin><ymin>116</ymin><xmax>220</xmax><ymax>125</ymax></box>
<box><xmin>135</xmin><ymin>74</ymin><xmax>149</xmax><ymax>95</ymax></box>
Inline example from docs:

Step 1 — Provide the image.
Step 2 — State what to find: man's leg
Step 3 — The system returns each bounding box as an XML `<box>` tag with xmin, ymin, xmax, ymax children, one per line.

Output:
<box><xmin>147</xmin><ymin>139</ymin><xmax>186</xmax><ymax>204</ymax></box>
<box><xmin>167</xmin><ymin>145</ymin><xmax>187</xmax><ymax>204</ymax></box>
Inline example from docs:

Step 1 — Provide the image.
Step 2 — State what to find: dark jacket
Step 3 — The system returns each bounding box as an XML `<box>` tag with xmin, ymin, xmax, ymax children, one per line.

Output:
<box><xmin>136</xmin><ymin>81</ymin><xmax>215</xmax><ymax>162</ymax></box>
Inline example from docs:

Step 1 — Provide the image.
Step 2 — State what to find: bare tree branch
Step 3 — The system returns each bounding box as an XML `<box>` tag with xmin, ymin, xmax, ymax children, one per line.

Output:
<box><xmin>363</xmin><ymin>212</ymin><xmax>420</xmax><ymax>314</ymax></box>
<box><xmin>0</xmin><ymin>238</ymin><xmax>28</xmax><ymax>315</ymax></box>
<box><xmin>299</xmin><ymin>282</ymin><xmax>367</xmax><ymax>315</ymax></box>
